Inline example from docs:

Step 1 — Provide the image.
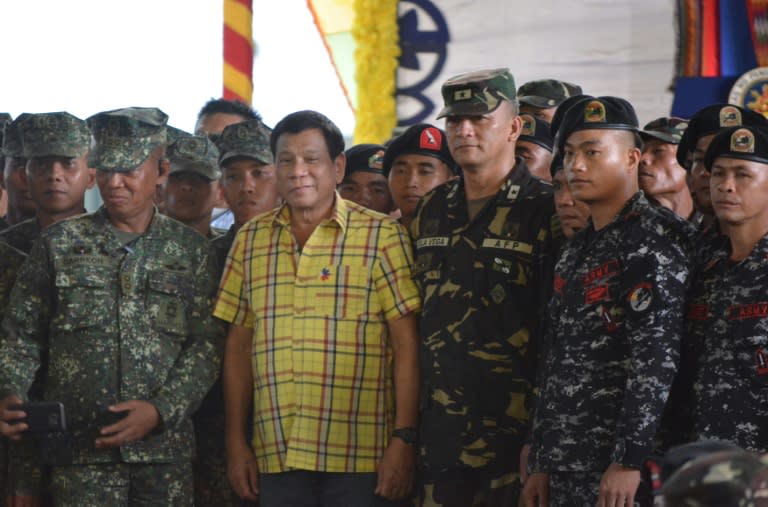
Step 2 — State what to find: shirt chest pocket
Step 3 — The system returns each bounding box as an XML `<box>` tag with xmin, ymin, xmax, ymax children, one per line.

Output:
<box><xmin>146</xmin><ymin>270</ymin><xmax>191</xmax><ymax>337</ymax></box>
<box><xmin>54</xmin><ymin>267</ymin><xmax>112</xmax><ymax>332</ymax></box>
<box><xmin>309</xmin><ymin>264</ymin><xmax>372</xmax><ymax>320</ymax></box>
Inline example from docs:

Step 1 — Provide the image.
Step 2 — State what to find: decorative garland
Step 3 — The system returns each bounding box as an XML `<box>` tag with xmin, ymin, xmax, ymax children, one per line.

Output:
<box><xmin>352</xmin><ymin>0</ymin><xmax>400</xmax><ymax>144</ymax></box>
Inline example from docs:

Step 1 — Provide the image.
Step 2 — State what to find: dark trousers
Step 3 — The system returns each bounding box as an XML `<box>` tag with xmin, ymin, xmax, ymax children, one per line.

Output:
<box><xmin>259</xmin><ymin>470</ymin><xmax>404</xmax><ymax>507</ymax></box>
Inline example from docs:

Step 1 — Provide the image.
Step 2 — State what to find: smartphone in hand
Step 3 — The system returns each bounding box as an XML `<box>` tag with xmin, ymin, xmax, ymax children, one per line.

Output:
<box><xmin>9</xmin><ymin>402</ymin><xmax>66</xmax><ymax>434</ymax></box>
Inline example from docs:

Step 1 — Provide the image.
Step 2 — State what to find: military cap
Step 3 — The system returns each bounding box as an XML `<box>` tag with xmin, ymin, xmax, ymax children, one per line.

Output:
<box><xmin>166</xmin><ymin>125</ymin><xmax>191</xmax><ymax>145</ymax></box>
<box><xmin>556</xmin><ymin>96</ymin><xmax>639</xmax><ymax>148</ymax></box>
<box><xmin>2</xmin><ymin>114</ymin><xmax>30</xmax><ymax>158</ymax></box>
<box><xmin>640</xmin><ymin>117</ymin><xmax>688</xmax><ymax>145</ymax></box>
<box><xmin>519</xmin><ymin>114</ymin><xmax>554</xmax><ymax>152</ymax></box>
<box><xmin>662</xmin><ymin>450</ymin><xmax>768</xmax><ymax>507</ymax></box>
<box><xmin>549</xmin><ymin>150</ymin><xmax>565</xmax><ymax>178</ymax></box>
<box><xmin>703</xmin><ymin>125</ymin><xmax>768</xmax><ymax>169</ymax></box>
<box><xmin>550</xmin><ymin>94</ymin><xmax>592</xmax><ymax>138</ymax></box>
<box><xmin>167</xmin><ymin>135</ymin><xmax>221</xmax><ymax>181</ymax></box>
<box><xmin>18</xmin><ymin>112</ymin><xmax>90</xmax><ymax>159</ymax></box>
<box><xmin>218</xmin><ymin>119</ymin><xmax>273</xmax><ymax>166</ymax></box>
<box><xmin>87</xmin><ymin>107</ymin><xmax>168</xmax><ymax>172</ymax></box>
<box><xmin>517</xmin><ymin>79</ymin><xmax>583</xmax><ymax>109</ymax></box>
<box><xmin>437</xmin><ymin>68</ymin><xmax>516</xmax><ymax>119</ymax></box>
<box><xmin>383</xmin><ymin>124</ymin><xmax>458</xmax><ymax>177</ymax></box>
<box><xmin>676</xmin><ymin>104</ymin><xmax>767</xmax><ymax>168</ymax></box>
<box><xmin>344</xmin><ymin>144</ymin><xmax>385</xmax><ymax>179</ymax></box>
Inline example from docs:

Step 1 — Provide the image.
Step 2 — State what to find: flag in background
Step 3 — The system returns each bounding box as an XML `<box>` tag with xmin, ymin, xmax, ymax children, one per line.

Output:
<box><xmin>224</xmin><ymin>0</ymin><xmax>254</xmax><ymax>104</ymax></box>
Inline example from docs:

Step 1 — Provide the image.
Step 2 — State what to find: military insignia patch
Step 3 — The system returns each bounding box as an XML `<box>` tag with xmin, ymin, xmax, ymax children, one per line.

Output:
<box><xmin>521</xmin><ymin>115</ymin><xmax>536</xmax><ymax>136</ymax></box>
<box><xmin>507</xmin><ymin>184</ymin><xmax>520</xmax><ymax>200</ymax></box>
<box><xmin>454</xmin><ymin>89</ymin><xmax>473</xmax><ymax>101</ymax></box>
<box><xmin>490</xmin><ymin>283</ymin><xmax>506</xmax><ymax>304</ymax></box>
<box><xmin>584</xmin><ymin>100</ymin><xmax>606</xmax><ymax>123</ymax></box>
<box><xmin>756</xmin><ymin>347</ymin><xmax>768</xmax><ymax>375</ymax></box>
<box><xmin>628</xmin><ymin>283</ymin><xmax>653</xmax><ymax>312</ymax></box>
<box><xmin>419</xmin><ymin>127</ymin><xmax>443</xmax><ymax>150</ymax></box>
<box><xmin>719</xmin><ymin>105</ymin><xmax>743</xmax><ymax>128</ymax></box>
<box><xmin>368</xmin><ymin>150</ymin><xmax>385</xmax><ymax>170</ymax></box>
<box><xmin>728</xmin><ymin>66</ymin><xmax>768</xmax><ymax>119</ymax></box>
<box><xmin>730</xmin><ymin>128</ymin><xmax>755</xmax><ymax>153</ymax></box>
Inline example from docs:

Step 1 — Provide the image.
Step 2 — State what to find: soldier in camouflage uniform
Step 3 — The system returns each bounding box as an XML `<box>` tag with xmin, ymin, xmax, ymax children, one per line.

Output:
<box><xmin>1</xmin><ymin>115</ymin><xmax>36</xmax><ymax>230</ymax></box>
<box><xmin>524</xmin><ymin>97</ymin><xmax>694</xmax><ymax>507</ymax></box>
<box><xmin>676</xmin><ymin>104</ymin><xmax>767</xmax><ymax>231</ymax></box>
<box><xmin>514</xmin><ymin>114</ymin><xmax>553</xmax><ymax>181</ymax></box>
<box><xmin>162</xmin><ymin>135</ymin><xmax>223</xmax><ymax>238</ymax></box>
<box><xmin>192</xmin><ymin>118</ymin><xmax>276</xmax><ymax>507</ymax></box>
<box><xmin>0</xmin><ymin>107</ymin><xmax>224</xmax><ymax>506</ymax></box>
<box><xmin>410</xmin><ymin>68</ymin><xmax>560</xmax><ymax>506</ymax></box>
<box><xmin>516</xmin><ymin>79</ymin><xmax>583</xmax><ymax>124</ymax></box>
<box><xmin>211</xmin><ymin>118</ymin><xmax>279</xmax><ymax>270</ymax></box>
<box><xmin>0</xmin><ymin>112</ymin><xmax>95</xmax><ymax>256</ymax></box>
<box><xmin>676</xmin><ymin>125</ymin><xmax>768</xmax><ymax>455</ymax></box>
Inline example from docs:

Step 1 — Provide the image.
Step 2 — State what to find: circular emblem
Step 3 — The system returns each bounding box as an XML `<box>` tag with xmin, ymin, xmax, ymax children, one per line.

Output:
<box><xmin>628</xmin><ymin>283</ymin><xmax>653</xmax><ymax>313</ymax></box>
<box><xmin>728</xmin><ymin>67</ymin><xmax>768</xmax><ymax>119</ymax></box>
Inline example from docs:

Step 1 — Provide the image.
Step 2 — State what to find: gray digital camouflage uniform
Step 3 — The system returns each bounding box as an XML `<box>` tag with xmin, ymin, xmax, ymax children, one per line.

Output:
<box><xmin>529</xmin><ymin>193</ymin><xmax>693</xmax><ymax>504</ymax></box>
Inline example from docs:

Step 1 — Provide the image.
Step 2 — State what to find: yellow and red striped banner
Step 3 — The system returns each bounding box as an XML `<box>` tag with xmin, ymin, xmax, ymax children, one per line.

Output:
<box><xmin>224</xmin><ymin>0</ymin><xmax>254</xmax><ymax>104</ymax></box>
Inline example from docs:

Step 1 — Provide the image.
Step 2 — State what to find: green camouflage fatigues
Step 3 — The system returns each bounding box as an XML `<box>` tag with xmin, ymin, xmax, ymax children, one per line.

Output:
<box><xmin>192</xmin><ymin>223</ymin><xmax>246</xmax><ymax>507</ymax></box>
<box><xmin>0</xmin><ymin>217</ymin><xmax>41</xmax><ymax>254</ymax></box>
<box><xmin>529</xmin><ymin>193</ymin><xmax>693</xmax><ymax>503</ymax></box>
<box><xmin>410</xmin><ymin>159</ymin><xmax>559</xmax><ymax>494</ymax></box>
<box><xmin>0</xmin><ymin>207</ymin><xmax>224</xmax><ymax>504</ymax></box>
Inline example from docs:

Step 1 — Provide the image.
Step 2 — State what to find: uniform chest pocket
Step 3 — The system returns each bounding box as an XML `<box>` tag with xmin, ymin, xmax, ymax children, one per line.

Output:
<box><xmin>147</xmin><ymin>270</ymin><xmax>191</xmax><ymax>337</ymax></box>
<box><xmin>54</xmin><ymin>268</ymin><xmax>112</xmax><ymax>331</ymax></box>
<box><xmin>310</xmin><ymin>264</ymin><xmax>372</xmax><ymax>320</ymax></box>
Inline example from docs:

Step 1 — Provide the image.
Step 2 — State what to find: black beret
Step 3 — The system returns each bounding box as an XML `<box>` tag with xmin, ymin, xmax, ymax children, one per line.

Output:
<box><xmin>383</xmin><ymin>124</ymin><xmax>458</xmax><ymax>177</ymax></box>
<box><xmin>519</xmin><ymin>115</ymin><xmax>553</xmax><ymax>152</ymax></box>
<box><xmin>556</xmin><ymin>96</ymin><xmax>639</xmax><ymax>153</ymax></box>
<box><xmin>704</xmin><ymin>125</ymin><xmax>768</xmax><ymax>169</ymax></box>
<box><xmin>676</xmin><ymin>104</ymin><xmax>767</xmax><ymax>168</ymax></box>
<box><xmin>549</xmin><ymin>94</ymin><xmax>593</xmax><ymax>138</ymax></box>
<box><xmin>344</xmin><ymin>144</ymin><xmax>386</xmax><ymax>179</ymax></box>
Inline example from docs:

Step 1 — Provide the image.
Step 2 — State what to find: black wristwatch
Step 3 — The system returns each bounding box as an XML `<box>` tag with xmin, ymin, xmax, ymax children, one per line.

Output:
<box><xmin>392</xmin><ymin>427</ymin><xmax>418</xmax><ymax>446</ymax></box>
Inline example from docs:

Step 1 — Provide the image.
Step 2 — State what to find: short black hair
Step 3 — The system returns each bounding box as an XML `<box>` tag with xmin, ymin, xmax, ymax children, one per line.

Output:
<box><xmin>270</xmin><ymin>110</ymin><xmax>345</xmax><ymax>160</ymax></box>
<box><xmin>196</xmin><ymin>98</ymin><xmax>261</xmax><ymax>122</ymax></box>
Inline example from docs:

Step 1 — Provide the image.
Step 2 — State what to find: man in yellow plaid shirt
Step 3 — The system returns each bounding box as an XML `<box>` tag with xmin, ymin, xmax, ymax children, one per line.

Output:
<box><xmin>214</xmin><ymin>110</ymin><xmax>421</xmax><ymax>506</ymax></box>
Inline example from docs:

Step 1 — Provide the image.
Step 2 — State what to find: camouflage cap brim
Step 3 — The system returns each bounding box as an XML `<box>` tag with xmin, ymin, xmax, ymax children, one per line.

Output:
<box><xmin>639</xmin><ymin>130</ymin><xmax>680</xmax><ymax>144</ymax></box>
<box><xmin>437</xmin><ymin>100</ymin><xmax>503</xmax><ymax>119</ymax></box>
<box><xmin>169</xmin><ymin>160</ymin><xmax>221</xmax><ymax>181</ymax></box>
<box><xmin>219</xmin><ymin>150</ymin><xmax>272</xmax><ymax>167</ymax></box>
<box><xmin>518</xmin><ymin>95</ymin><xmax>559</xmax><ymax>108</ymax></box>
<box><xmin>89</xmin><ymin>138</ymin><xmax>161</xmax><ymax>173</ymax></box>
<box><xmin>24</xmin><ymin>142</ymin><xmax>89</xmax><ymax>159</ymax></box>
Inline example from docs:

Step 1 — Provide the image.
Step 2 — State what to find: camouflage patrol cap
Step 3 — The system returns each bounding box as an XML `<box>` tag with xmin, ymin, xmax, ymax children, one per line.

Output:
<box><xmin>87</xmin><ymin>107</ymin><xmax>168</xmax><ymax>172</ymax></box>
<box><xmin>557</xmin><ymin>96</ymin><xmax>639</xmax><ymax>149</ymax></box>
<box><xmin>344</xmin><ymin>144</ymin><xmax>385</xmax><ymax>180</ymax></box>
<box><xmin>218</xmin><ymin>119</ymin><xmax>273</xmax><ymax>166</ymax></box>
<box><xmin>382</xmin><ymin>123</ymin><xmax>458</xmax><ymax>177</ymax></box>
<box><xmin>640</xmin><ymin>117</ymin><xmax>689</xmax><ymax>145</ymax></box>
<box><xmin>167</xmin><ymin>135</ymin><xmax>221</xmax><ymax>181</ymax></box>
<box><xmin>518</xmin><ymin>79</ymin><xmax>583</xmax><ymax>108</ymax></box>
<box><xmin>437</xmin><ymin>68</ymin><xmax>516</xmax><ymax>119</ymax></box>
<box><xmin>2</xmin><ymin>114</ymin><xmax>30</xmax><ymax>158</ymax></box>
<box><xmin>519</xmin><ymin>114</ymin><xmax>554</xmax><ymax>152</ymax></box>
<box><xmin>703</xmin><ymin>125</ymin><xmax>768</xmax><ymax>169</ymax></box>
<box><xmin>662</xmin><ymin>450</ymin><xmax>768</xmax><ymax>507</ymax></box>
<box><xmin>19</xmin><ymin>112</ymin><xmax>91</xmax><ymax>159</ymax></box>
<box><xmin>676</xmin><ymin>104</ymin><xmax>767</xmax><ymax>168</ymax></box>
<box><xmin>166</xmin><ymin>125</ymin><xmax>191</xmax><ymax>145</ymax></box>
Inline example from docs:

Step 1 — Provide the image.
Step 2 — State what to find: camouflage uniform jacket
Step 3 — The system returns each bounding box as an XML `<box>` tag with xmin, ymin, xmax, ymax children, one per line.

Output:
<box><xmin>684</xmin><ymin>233</ymin><xmax>768</xmax><ymax>452</ymax></box>
<box><xmin>0</xmin><ymin>217</ymin><xmax>40</xmax><ymax>254</ymax></box>
<box><xmin>210</xmin><ymin>224</ymin><xmax>236</xmax><ymax>275</ymax></box>
<box><xmin>0</xmin><ymin>207</ymin><xmax>224</xmax><ymax>465</ymax></box>
<box><xmin>0</xmin><ymin>243</ymin><xmax>26</xmax><ymax>317</ymax></box>
<box><xmin>529</xmin><ymin>193</ymin><xmax>693</xmax><ymax>472</ymax></box>
<box><xmin>410</xmin><ymin>159</ymin><xmax>559</xmax><ymax>476</ymax></box>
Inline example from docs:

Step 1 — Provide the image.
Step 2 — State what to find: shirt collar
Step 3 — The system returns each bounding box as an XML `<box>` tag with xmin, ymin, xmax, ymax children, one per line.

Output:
<box><xmin>272</xmin><ymin>191</ymin><xmax>349</xmax><ymax>232</ymax></box>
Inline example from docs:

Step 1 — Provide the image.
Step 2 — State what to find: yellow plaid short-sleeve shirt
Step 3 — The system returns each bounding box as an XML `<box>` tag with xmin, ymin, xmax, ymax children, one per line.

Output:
<box><xmin>214</xmin><ymin>196</ymin><xmax>421</xmax><ymax>473</ymax></box>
